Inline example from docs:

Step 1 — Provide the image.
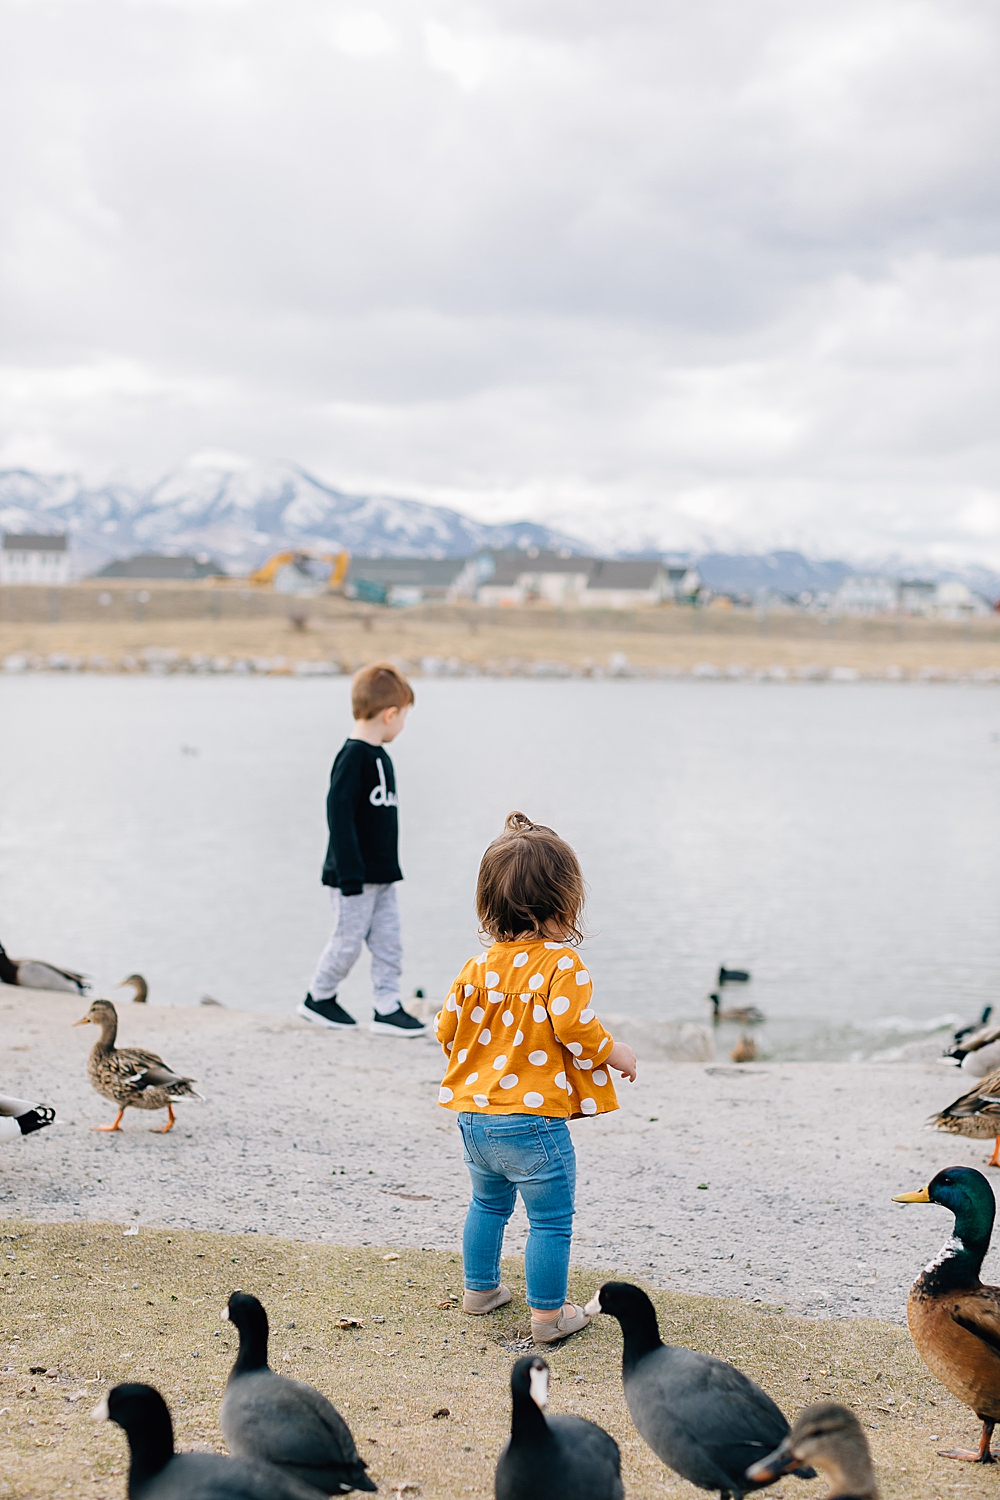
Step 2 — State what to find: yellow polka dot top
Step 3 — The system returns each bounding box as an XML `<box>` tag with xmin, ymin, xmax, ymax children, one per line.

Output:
<box><xmin>434</xmin><ymin>939</ymin><xmax>618</xmax><ymax>1120</ymax></box>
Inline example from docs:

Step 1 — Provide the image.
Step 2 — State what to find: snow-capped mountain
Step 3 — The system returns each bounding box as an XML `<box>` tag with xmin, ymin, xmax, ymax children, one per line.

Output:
<box><xmin>0</xmin><ymin>455</ymin><xmax>587</xmax><ymax>575</ymax></box>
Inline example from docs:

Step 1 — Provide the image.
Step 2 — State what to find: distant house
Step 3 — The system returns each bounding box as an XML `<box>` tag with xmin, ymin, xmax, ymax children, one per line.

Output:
<box><xmin>95</xmin><ymin>553</ymin><xmax>226</xmax><ymax>581</ymax></box>
<box><xmin>832</xmin><ymin>575</ymin><xmax>899</xmax><ymax>615</ymax></box>
<box><xmin>1</xmin><ymin>533</ymin><xmax>70</xmax><ymax>585</ymax></box>
<box><xmin>345</xmin><ymin>557</ymin><xmax>473</xmax><ymax>606</ymax></box>
<box><xmin>472</xmin><ymin>550</ymin><xmax>698</xmax><ymax>608</ymax></box>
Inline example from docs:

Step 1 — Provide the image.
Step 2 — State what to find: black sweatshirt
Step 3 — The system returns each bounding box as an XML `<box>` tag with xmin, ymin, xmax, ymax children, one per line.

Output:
<box><xmin>321</xmin><ymin>739</ymin><xmax>402</xmax><ymax>894</ymax></box>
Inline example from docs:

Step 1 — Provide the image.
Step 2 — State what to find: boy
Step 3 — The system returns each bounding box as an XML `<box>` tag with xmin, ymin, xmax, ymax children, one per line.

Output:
<box><xmin>298</xmin><ymin>662</ymin><xmax>427</xmax><ymax>1037</ymax></box>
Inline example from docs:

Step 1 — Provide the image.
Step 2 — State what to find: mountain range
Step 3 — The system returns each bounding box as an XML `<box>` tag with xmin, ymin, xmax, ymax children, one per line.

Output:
<box><xmin>2</xmin><ymin>456</ymin><xmax>998</xmax><ymax>599</ymax></box>
<box><xmin>0</xmin><ymin>455</ymin><xmax>585</xmax><ymax>576</ymax></box>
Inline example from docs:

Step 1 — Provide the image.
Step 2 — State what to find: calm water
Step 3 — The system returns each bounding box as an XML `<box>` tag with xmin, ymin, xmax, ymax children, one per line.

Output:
<box><xmin>2</xmin><ymin>676</ymin><xmax>999</xmax><ymax>1059</ymax></box>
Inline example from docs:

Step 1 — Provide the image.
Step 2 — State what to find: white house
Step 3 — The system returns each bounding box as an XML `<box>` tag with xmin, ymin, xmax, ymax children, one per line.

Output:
<box><xmin>0</xmin><ymin>533</ymin><xmax>70</xmax><ymax>585</ymax></box>
<box><xmin>473</xmin><ymin>550</ymin><xmax>698</xmax><ymax>609</ymax></box>
<box><xmin>832</xmin><ymin>575</ymin><xmax>899</xmax><ymax>615</ymax></box>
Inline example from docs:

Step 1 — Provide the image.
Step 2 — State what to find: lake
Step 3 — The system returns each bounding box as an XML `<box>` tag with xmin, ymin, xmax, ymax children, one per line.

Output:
<box><xmin>2</xmin><ymin>675</ymin><xmax>998</xmax><ymax>1059</ymax></box>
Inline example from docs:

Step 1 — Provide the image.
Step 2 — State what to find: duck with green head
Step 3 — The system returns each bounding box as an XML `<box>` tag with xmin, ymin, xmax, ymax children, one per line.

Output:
<box><xmin>893</xmin><ymin>1165</ymin><xmax>1000</xmax><ymax>1462</ymax></box>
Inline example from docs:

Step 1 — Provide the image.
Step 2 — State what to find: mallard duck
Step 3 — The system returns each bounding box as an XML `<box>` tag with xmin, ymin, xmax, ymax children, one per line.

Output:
<box><xmin>119</xmin><ymin>974</ymin><xmax>148</xmax><ymax>1003</ymax></box>
<box><xmin>893</xmin><ymin>1165</ymin><xmax>1000</xmax><ymax>1462</ymax></box>
<box><xmin>710</xmin><ymin>993</ymin><xmax>765</xmax><ymax>1025</ymax></box>
<box><xmin>941</xmin><ymin>1007</ymin><xmax>995</xmax><ymax>1064</ymax></box>
<box><xmin>930</xmin><ymin>1069</ymin><xmax>1000</xmax><ymax>1167</ymax></box>
<box><xmin>747</xmin><ymin>1402</ymin><xmax>879</xmax><ymax>1499</ymax></box>
<box><xmin>0</xmin><ymin>939</ymin><xmax>87</xmax><ymax>993</ymax></box>
<box><xmin>74</xmin><ymin>999</ymin><xmax>202</xmax><ymax>1133</ymax></box>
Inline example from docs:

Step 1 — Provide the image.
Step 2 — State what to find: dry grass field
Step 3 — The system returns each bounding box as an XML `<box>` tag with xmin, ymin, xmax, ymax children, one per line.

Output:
<box><xmin>3</xmin><ymin>583</ymin><xmax>1000</xmax><ymax>676</ymax></box>
<box><xmin>0</xmin><ymin>1219</ymin><xmax>993</xmax><ymax>1500</ymax></box>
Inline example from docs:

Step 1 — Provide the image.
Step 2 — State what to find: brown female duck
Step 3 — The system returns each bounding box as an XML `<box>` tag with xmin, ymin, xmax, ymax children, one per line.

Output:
<box><xmin>893</xmin><ymin>1166</ymin><xmax>1000</xmax><ymax>1462</ymax></box>
<box><xmin>931</xmin><ymin>1069</ymin><xmax>1000</xmax><ymax>1167</ymax></box>
<box><xmin>75</xmin><ymin>999</ymin><xmax>202</xmax><ymax>1133</ymax></box>
<box><xmin>748</xmin><ymin>1403</ymin><xmax>879</xmax><ymax>1499</ymax></box>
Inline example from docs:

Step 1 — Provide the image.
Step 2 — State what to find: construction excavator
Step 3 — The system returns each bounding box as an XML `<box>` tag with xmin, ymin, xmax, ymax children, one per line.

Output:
<box><xmin>247</xmin><ymin>548</ymin><xmax>350</xmax><ymax>593</ymax></box>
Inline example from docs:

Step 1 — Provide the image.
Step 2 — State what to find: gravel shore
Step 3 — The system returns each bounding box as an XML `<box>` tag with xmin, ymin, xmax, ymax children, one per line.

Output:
<box><xmin>2</xmin><ymin>984</ymin><xmax>989</xmax><ymax>1323</ymax></box>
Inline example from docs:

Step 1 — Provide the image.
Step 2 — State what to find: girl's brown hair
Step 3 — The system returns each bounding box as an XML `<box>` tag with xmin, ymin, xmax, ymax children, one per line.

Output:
<box><xmin>476</xmin><ymin>812</ymin><xmax>586</xmax><ymax>945</ymax></box>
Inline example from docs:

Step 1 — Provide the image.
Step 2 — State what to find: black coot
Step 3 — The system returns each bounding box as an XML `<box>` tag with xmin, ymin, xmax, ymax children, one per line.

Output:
<box><xmin>495</xmin><ymin>1355</ymin><xmax>623</xmax><ymax>1500</ymax></box>
<box><xmin>97</xmin><ymin>1382</ymin><xmax>328</xmax><ymax>1498</ymax></box>
<box><xmin>585</xmin><ymin>1283</ymin><xmax>814</xmax><ymax>1499</ymax></box>
<box><xmin>220</xmin><ymin>1292</ymin><xmax>376</xmax><ymax>1495</ymax></box>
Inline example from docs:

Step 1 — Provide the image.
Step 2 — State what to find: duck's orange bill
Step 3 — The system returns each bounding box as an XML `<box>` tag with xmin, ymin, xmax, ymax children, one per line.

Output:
<box><xmin>73</xmin><ymin>1018</ymin><xmax>92</xmax><ymax>1026</ymax></box>
<box><xmin>892</xmin><ymin>1186</ymin><xmax>931</xmax><ymax>1203</ymax></box>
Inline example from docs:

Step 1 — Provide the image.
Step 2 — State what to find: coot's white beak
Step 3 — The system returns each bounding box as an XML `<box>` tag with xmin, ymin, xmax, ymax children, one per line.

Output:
<box><xmin>92</xmin><ymin>1395</ymin><xmax>109</xmax><ymax>1422</ymax></box>
<box><xmin>584</xmin><ymin>1292</ymin><xmax>602</xmax><ymax>1315</ymax></box>
<box><xmin>528</xmin><ymin>1365</ymin><xmax>549</xmax><ymax>1409</ymax></box>
<box><xmin>220</xmin><ymin>1306</ymin><xmax>230</xmax><ymax>1321</ymax></box>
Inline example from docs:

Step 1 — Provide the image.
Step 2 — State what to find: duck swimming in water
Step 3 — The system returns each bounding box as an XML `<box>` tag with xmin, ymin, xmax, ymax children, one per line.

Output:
<box><xmin>710</xmin><ymin>993</ymin><xmax>765</xmax><ymax>1026</ymax></box>
<box><xmin>75</xmin><ymin>999</ymin><xmax>202</xmax><ymax>1132</ymax></box>
<box><xmin>893</xmin><ymin>1165</ymin><xmax>1000</xmax><ymax>1462</ymax></box>
<box><xmin>0</xmin><ymin>939</ymin><xmax>87</xmax><ymax>994</ymax></box>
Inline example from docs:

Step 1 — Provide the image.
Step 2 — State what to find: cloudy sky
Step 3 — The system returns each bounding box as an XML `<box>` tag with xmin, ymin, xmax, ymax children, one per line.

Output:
<box><xmin>1</xmin><ymin>0</ymin><xmax>998</xmax><ymax>560</ymax></box>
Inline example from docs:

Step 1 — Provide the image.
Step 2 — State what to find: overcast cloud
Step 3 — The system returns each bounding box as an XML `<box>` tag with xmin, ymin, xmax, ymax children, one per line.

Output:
<box><xmin>1</xmin><ymin>0</ymin><xmax>998</xmax><ymax>559</ymax></box>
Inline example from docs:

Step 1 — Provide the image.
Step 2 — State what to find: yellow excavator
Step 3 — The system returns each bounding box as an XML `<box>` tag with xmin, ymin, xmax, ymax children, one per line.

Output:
<box><xmin>247</xmin><ymin>548</ymin><xmax>350</xmax><ymax>592</ymax></box>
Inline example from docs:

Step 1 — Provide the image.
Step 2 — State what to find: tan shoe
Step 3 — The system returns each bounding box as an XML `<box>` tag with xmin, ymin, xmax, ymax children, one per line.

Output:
<box><xmin>462</xmin><ymin>1285</ymin><xmax>512</xmax><ymax>1314</ymax></box>
<box><xmin>531</xmin><ymin>1303</ymin><xmax>591</xmax><ymax>1343</ymax></box>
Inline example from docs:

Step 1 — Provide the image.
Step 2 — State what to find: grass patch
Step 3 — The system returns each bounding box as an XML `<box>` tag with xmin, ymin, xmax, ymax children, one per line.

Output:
<box><xmin>0</xmin><ymin>1219</ymin><xmax>991</xmax><ymax>1499</ymax></box>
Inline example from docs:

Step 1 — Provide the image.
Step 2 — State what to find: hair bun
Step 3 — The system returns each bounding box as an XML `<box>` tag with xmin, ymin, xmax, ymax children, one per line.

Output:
<box><xmin>504</xmin><ymin>811</ymin><xmax>536</xmax><ymax>833</ymax></box>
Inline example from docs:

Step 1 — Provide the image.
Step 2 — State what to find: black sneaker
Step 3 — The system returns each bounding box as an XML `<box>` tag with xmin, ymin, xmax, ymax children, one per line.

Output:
<box><xmin>370</xmin><ymin>1005</ymin><xmax>427</xmax><ymax>1037</ymax></box>
<box><xmin>297</xmin><ymin>993</ymin><xmax>357</xmax><ymax>1029</ymax></box>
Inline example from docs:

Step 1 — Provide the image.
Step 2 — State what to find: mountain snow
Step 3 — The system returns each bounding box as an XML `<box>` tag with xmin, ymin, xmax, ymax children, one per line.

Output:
<box><xmin>0</xmin><ymin>456</ymin><xmax>586</xmax><ymax>575</ymax></box>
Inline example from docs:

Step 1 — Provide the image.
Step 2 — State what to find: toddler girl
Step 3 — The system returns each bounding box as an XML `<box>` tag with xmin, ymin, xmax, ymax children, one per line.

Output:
<box><xmin>434</xmin><ymin>811</ymin><xmax>637</xmax><ymax>1343</ymax></box>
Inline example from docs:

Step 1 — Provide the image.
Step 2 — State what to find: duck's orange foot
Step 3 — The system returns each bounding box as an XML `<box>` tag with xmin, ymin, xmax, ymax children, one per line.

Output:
<box><xmin>93</xmin><ymin>1109</ymin><xmax>125</xmax><ymax>1132</ymax></box>
<box><xmin>151</xmin><ymin>1105</ymin><xmax>176</xmax><ymax>1134</ymax></box>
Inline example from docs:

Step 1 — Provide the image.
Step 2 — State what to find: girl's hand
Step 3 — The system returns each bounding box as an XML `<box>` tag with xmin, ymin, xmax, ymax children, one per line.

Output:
<box><xmin>607</xmin><ymin>1041</ymin><xmax>637</xmax><ymax>1082</ymax></box>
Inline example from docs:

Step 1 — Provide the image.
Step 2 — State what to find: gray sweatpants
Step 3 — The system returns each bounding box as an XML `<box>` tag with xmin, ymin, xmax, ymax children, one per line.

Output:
<box><xmin>310</xmin><ymin>883</ymin><xmax>402</xmax><ymax>1016</ymax></box>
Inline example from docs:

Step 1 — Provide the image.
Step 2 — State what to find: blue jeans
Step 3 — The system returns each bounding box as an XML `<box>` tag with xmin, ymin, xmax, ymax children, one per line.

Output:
<box><xmin>457</xmin><ymin>1113</ymin><xmax>576</xmax><ymax>1311</ymax></box>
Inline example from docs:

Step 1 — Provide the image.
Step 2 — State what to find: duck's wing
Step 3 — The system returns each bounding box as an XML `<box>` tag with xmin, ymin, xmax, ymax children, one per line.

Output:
<box><xmin>949</xmin><ymin>1288</ymin><xmax>1000</xmax><ymax>1357</ymax></box>
<box><xmin>108</xmin><ymin>1047</ymin><xmax>198</xmax><ymax>1091</ymax></box>
<box><xmin>933</xmin><ymin>1070</ymin><xmax>1000</xmax><ymax>1123</ymax></box>
<box><xmin>15</xmin><ymin>960</ymin><xmax>87</xmax><ymax>993</ymax></box>
<box><xmin>960</xmin><ymin>1025</ymin><xmax>1000</xmax><ymax>1055</ymax></box>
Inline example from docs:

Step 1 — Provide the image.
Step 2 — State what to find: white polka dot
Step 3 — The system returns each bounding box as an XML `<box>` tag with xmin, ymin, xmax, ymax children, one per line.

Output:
<box><xmin>502</xmin><ymin>1010</ymin><xmax>514</xmax><ymax>1027</ymax></box>
<box><xmin>580</xmin><ymin>1097</ymin><xmax>597</xmax><ymax>1115</ymax></box>
<box><xmin>446</xmin><ymin>993</ymin><xmax>457</xmax><ymax>1011</ymax></box>
<box><xmin>499</xmin><ymin>1074</ymin><xmax>518</xmax><ymax>1089</ymax></box>
<box><xmin>557</xmin><ymin>955</ymin><xmax>574</xmax><ymax>970</ymax></box>
<box><xmin>566</xmin><ymin>1081</ymin><xmax>573</xmax><ymax>1095</ymax></box>
<box><xmin>520</xmin><ymin>993</ymin><xmax>533</xmax><ymax>1002</ymax></box>
<box><xmin>566</xmin><ymin>1041</ymin><xmax>583</xmax><ymax>1056</ymax></box>
<box><xmin>523</xmin><ymin>1091</ymin><xmax>545</xmax><ymax>1108</ymax></box>
<box><xmin>465</xmin><ymin>1072</ymin><xmax>479</xmax><ymax>1085</ymax></box>
<box><xmin>580</xmin><ymin>1009</ymin><xmax>594</xmax><ymax>1023</ymax></box>
<box><xmin>528</xmin><ymin>973</ymin><xmax>544</xmax><ymax>990</ymax></box>
<box><xmin>457</xmin><ymin>1049</ymin><xmax>468</xmax><ymax>1063</ymax></box>
<box><xmin>475</xmin><ymin>954</ymin><xmax>487</xmax><ymax>965</ymax></box>
<box><xmin>446</xmin><ymin>1041</ymin><xmax>453</xmax><ymax>1052</ymax></box>
<box><xmin>554</xmin><ymin>1071</ymin><xmax>567</xmax><ymax>1090</ymax></box>
<box><xmin>438</xmin><ymin>1086</ymin><xmax>453</xmax><ymax>1103</ymax></box>
<box><xmin>593</xmin><ymin>1070</ymin><xmax>608</xmax><ymax>1086</ymax></box>
<box><xmin>473</xmin><ymin>1094</ymin><xmax>489</xmax><ymax>1107</ymax></box>
<box><xmin>513</xmin><ymin>1030</ymin><xmax>524</xmax><ymax>1046</ymax></box>
<box><xmin>544</xmin><ymin>942</ymin><xmax>564</xmax><ymax>949</ymax></box>
<box><xmin>532</xmin><ymin>1005</ymin><xmax>547</xmax><ymax>1022</ymax></box>
<box><xmin>487</xmin><ymin>990</ymin><xmax>504</xmax><ymax>1004</ymax></box>
<box><xmin>464</xmin><ymin>984</ymin><xmax>475</xmax><ymax>996</ymax></box>
<box><xmin>573</xmin><ymin>1057</ymin><xmax>593</xmax><ymax>1070</ymax></box>
<box><xmin>470</xmin><ymin>1006</ymin><xmax>485</xmax><ymax>1023</ymax></box>
<box><xmin>528</xmin><ymin>1050</ymin><xmax>548</xmax><ymax>1066</ymax></box>
<box><xmin>576</xmin><ymin>969</ymin><xmax>590</xmax><ymax>985</ymax></box>
<box><xmin>493</xmin><ymin>1054</ymin><xmax>508</xmax><ymax>1070</ymax></box>
<box><xmin>478</xmin><ymin>1028</ymin><xmax>492</xmax><ymax>1045</ymax></box>
<box><xmin>485</xmin><ymin>970</ymin><xmax>500</xmax><ymax>987</ymax></box>
<box><xmin>513</xmin><ymin>952</ymin><xmax>529</xmax><ymax>967</ymax></box>
<box><xmin>550</xmin><ymin>996</ymin><xmax>570</xmax><ymax>1015</ymax></box>
<box><xmin>598</xmin><ymin>1036</ymin><xmax>610</xmax><ymax>1052</ymax></box>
